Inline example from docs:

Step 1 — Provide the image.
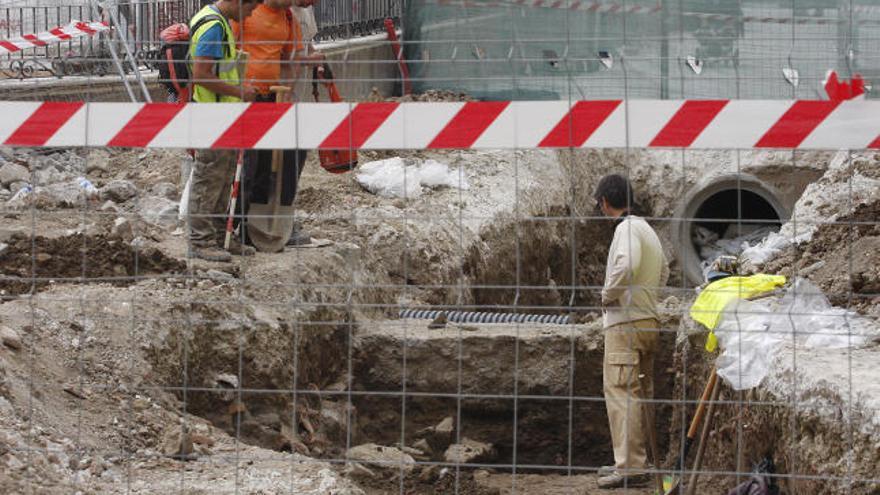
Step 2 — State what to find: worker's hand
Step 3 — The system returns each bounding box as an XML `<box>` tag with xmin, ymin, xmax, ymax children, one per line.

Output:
<box><xmin>310</xmin><ymin>51</ymin><xmax>325</xmax><ymax>64</ymax></box>
<box><xmin>240</xmin><ymin>86</ymin><xmax>258</xmax><ymax>102</ymax></box>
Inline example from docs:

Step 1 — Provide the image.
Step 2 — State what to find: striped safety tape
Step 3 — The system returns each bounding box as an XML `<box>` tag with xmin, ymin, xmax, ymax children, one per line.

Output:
<box><xmin>0</xmin><ymin>20</ymin><xmax>110</xmax><ymax>55</ymax></box>
<box><xmin>1</xmin><ymin>100</ymin><xmax>878</xmax><ymax>150</ymax></box>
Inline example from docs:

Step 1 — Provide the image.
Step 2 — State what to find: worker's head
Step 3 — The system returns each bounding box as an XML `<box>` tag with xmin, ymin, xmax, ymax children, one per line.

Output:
<box><xmin>593</xmin><ymin>174</ymin><xmax>634</xmax><ymax>218</ymax></box>
<box><xmin>221</xmin><ymin>0</ymin><xmax>263</xmax><ymax>22</ymax></box>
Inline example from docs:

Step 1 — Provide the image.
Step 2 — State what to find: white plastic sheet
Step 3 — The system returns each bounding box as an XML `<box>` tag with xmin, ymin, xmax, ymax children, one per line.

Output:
<box><xmin>713</xmin><ymin>279</ymin><xmax>876</xmax><ymax>390</ymax></box>
<box><xmin>178</xmin><ymin>162</ymin><xmax>194</xmax><ymax>221</ymax></box>
<box><xmin>355</xmin><ymin>157</ymin><xmax>468</xmax><ymax>199</ymax></box>
<box><xmin>355</xmin><ymin>157</ymin><xmax>422</xmax><ymax>199</ymax></box>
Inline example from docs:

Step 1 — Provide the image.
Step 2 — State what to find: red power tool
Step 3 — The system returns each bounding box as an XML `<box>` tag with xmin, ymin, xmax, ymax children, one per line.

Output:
<box><xmin>312</xmin><ymin>63</ymin><xmax>358</xmax><ymax>174</ymax></box>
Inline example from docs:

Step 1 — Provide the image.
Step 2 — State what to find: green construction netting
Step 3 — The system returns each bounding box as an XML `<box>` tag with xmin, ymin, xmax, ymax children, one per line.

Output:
<box><xmin>403</xmin><ymin>0</ymin><xmax>880</xmax><ymax>100</ymax></box>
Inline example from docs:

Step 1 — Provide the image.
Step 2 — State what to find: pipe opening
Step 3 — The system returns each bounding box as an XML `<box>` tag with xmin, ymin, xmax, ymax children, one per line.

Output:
<box><xmin>675</xmin><ymin>175</ymin><xmax>788</xmax><ymax>285</ymax></box>
<box><xmin>691</xmin><ymin>188</ymin><xmax>783</xmax><ymax>278</ymax></box>
<box><xmin>692</xmin><ymin>189</ymin><xmax>781</xmax><ymax>238</ymax></box>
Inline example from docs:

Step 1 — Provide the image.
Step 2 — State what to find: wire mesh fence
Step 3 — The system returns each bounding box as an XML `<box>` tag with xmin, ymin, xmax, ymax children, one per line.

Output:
<box><xmin>0</xmin><ymin>1</ymin><xmax>878</xmax><ymax>495</ymax></box>
<box><xmin>0</xmin><ymin>0</ymin><xmax>400</xmax><ymax>80</ymax></box>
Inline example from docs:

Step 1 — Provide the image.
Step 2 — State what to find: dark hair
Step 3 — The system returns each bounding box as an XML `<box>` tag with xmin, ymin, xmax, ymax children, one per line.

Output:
<box><xmin>593</xmin><ymin>174</ymin><xmax>635</xmax><ymax>210</ymax></box>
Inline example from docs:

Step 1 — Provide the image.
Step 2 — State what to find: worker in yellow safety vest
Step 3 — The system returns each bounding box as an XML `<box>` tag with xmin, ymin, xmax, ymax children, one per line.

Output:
<box><xmin>186</xmin><ymin>0</ymin><xmax>262</xmax><ymax>262</ymax></box>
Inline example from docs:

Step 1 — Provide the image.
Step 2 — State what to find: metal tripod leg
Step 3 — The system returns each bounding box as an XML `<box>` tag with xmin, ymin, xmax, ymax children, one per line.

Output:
<box><xmin>92</xmin><ymin>0</ymin><xmax>152</xmax><ymax>103</ymax></box>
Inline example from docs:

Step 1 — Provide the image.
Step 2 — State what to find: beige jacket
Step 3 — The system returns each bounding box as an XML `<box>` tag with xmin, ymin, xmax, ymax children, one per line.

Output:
<box><xmin>602</xmin><ymin>215</ymin><xmax>669</xmax><ymax>328</ymax></box>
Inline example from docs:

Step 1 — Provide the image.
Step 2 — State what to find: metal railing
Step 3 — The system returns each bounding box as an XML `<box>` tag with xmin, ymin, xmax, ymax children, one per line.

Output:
<box><xmin>0</xmin><ymin>0</ymin><xmax>401</xmax><ymax>79</ymax></box>
<box><xmin>314</xmin><ymin>0</ymin><xmax>401</xmax><ymax>40</ymax></box>
<box><xmin>0</xmin><ymin>0</ymin><xmax>199</xmax><ymax>79</ymax></box>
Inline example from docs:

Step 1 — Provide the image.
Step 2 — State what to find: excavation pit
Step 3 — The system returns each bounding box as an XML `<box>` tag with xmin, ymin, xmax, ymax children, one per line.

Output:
<box><xmin>346</xmin><ymin>318</ymin><xmax>678</xmax><ymax>471</ymax></box>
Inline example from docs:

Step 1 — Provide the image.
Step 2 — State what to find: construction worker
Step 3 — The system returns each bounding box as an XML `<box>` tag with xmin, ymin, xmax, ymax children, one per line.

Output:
<box><xmin>187</xmin><ymin>0</ymin><xmax>261</xmax><ymax>262</ymax></box>
<box><xmin>232</xmin><ymin>0</ymin><xmax>324</xmax><ymax>247</ymax></box>
<box><xmin>593</xmin><ymin>174</ymin><xmax>669</xmax><ymax>489</ymax></box>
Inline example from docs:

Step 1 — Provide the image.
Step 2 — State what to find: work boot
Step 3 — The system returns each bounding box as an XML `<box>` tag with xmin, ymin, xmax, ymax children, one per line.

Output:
<box><xmin>191</xmin><ymin>245</ymin><xmax>232</xmax><ymax>263</ymax></box>
<box><xmin>597</xmin><ymin>471</ymin><xmax>650</xmax><ymax>489</ymax></box>
<box><xmin>597</xmin><ymin>465</ymin><xmax>615</xmax><ymax>477</ymax></box>
<box><xmin>226</xmin><ymin>237</ymin><xmax>256</xmax><ymax>256</ymax></box>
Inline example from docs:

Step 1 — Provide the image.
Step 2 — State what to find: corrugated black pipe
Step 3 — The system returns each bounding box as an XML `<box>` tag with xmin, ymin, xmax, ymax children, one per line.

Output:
<box><xmin>398</xmin><ymin>309</ymin><xmax>571</xmax><ymax>325</ymax></box>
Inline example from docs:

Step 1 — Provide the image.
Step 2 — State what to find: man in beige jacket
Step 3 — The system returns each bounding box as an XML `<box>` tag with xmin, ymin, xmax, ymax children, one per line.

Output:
<box><xmin>594</xmin><ymin>174</ymin><xmax>669</xmax><ymax>489</ymax></box>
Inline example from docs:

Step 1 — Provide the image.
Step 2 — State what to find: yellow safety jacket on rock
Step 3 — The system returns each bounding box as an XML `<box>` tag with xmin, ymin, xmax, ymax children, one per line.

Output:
<box><xmin>690</xmin><ymin>274</ymin><xmax>787</xmax><ymax>352</ymax></box>
<box><xmin>189</xmin><ymin>5</ymin><xmax>240</xmax><ymax>103</ymax></box>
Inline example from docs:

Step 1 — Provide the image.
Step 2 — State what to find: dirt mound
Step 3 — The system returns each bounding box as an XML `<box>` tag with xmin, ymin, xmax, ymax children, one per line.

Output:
<box><xmin>763</xmin><ymin>199</ymin><xmax>880</xmax><ymax>313</ymax></box>
<box><xmin>0</xmin><ymin>233</ymin><xmax>185</xmax><ymax>295</ymax></box>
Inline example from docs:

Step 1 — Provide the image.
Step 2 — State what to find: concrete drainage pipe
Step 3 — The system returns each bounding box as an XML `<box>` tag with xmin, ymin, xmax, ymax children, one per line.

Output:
<box><xmin>672</xmin><ymin>174</ymin><xmax>789</xmax><ymax>285</ymax></box>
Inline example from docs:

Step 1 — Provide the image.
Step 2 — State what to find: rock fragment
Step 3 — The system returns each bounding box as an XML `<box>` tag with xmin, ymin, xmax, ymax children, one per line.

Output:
<box><xmin>100</xmin><ymin>180</ymin><xmax>138</xmax><ymax>203</ymax></box>
<box><xmin>1</xmin><ymin>326</ymin><xmax>22</xmax><ymax>350</ymax></box>
<box><xmin>0</xmin><ymin>163</ymin><xmax>29</xmax><ymax>186</ymax></box>
<box><xmin>344</xmin><ymin>462</ymin><xmax>377</xmax><ymax>480</ymax></box>
<box><xmin>151</xmin><ymin>182</ymin><xmax>178</xmax><ymax>200</ymax></box>
<box><xmin>419</xmin><ymin>416</ymin><xmax>454</xmax><ymax>456</ymax></box>
<box><xmin>161</xmin><ymin>428</ymin><xmax>194</xmax><ymax>460</ymax></box>
<box><xmin>111</xmin><ymin>217</ymin><xmax>133</xmax><ymax>240</ymax></box>
<box><xmin>139</xmin><ymin>196</ymin><xmax>179</xmax><ymax>228</ymax></box>
<box><xmin>346</xmin><ymin>443</ymin><xmax>415</xmax><ymax>474</ymax></box>
<box><xmin>212</xmin><ymin>373</ymin><xmax>239</xmax><ymax>402</ymax></box>
<box><xmin>444</xmin><ymin>438</ymin><xmax>495</xmax><ymax>464</ymax></box>
<box><xmin>100</xmin><ymin>200</ymin><xmax>120</xmax><ymax>213</ymax></box>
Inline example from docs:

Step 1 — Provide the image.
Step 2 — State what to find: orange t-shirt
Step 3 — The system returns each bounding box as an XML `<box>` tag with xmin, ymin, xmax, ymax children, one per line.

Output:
<box><xmin>231</xmin><ymin>4</ymin><xmax>304</xmax><ymax>94</ymax></box>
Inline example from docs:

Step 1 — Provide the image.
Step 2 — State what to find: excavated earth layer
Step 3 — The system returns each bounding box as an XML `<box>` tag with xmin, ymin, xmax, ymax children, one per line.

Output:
<box><xmin>763</xmin><ymin>198</ymin><xmax>880</xmax><ymax>315</ymax></box>
<box><xmin>349</xmin><ymin>317</ymin><xmax>679</xmax><ymax>470</ymax></box>
<box><xmin>670</xmin><ymin>331</ymin><xmax>880</xmax><ymax>495</ymax></box>
<box><xmin>0</xmin><ymin>233</ymin><xmax>186</xmax><ymax>296</ymax></box>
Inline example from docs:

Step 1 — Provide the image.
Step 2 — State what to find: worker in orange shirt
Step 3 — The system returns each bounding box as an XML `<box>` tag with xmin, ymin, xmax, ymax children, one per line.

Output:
<box><xmin>232</xmin><ymin>0</ymin><xmax>323</xmax><ymax>247</ymax></box>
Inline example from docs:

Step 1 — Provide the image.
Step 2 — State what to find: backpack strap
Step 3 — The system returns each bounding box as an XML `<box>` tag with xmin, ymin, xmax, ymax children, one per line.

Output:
<box><xmin>165</xmin><ymin>47</ymin><xmax>185</xmax><ymax>98</ymax></box>
<box><xmin>190</xmin><ymin>14</ymin><xmax>231</xmax><ymax>59</ymax></box>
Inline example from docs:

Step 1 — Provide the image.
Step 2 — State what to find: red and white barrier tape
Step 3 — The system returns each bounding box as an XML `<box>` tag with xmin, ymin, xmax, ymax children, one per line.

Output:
<box><xmin>0</xmin><ymin>100</ymin><xmax>878</xmax><ymax>150</ymax></box>
<box><xmin>0</xmin><ymin>20</ymin><xmax>110</xmax><ymax>55</ymax></box>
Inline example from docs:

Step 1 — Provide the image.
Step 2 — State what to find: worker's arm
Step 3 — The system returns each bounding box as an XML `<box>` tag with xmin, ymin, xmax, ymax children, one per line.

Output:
<box><xmin>191</xmin><ymin>56</ymin><xmax>256</xmax><ymax>101</ymax></box>
<box><xmin>292</xmin><ymin>48</ymin><xmax>325</xmax><ymax>81</ymax></box>
<box><xmin>280</xmin><ymin>49</ymin><xmax>294</xmax><ymax>87</ymax></box>
<box><xmin>602</xmin><ymin>223</ymin><xmax>642</xmax><ymax>305</ymax></box>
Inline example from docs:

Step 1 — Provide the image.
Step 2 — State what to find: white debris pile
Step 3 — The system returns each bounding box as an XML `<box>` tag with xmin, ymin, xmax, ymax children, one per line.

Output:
<box><xmin>694</xmin><ymin>223</ymin><xmax>778</xmax><ymax>269</ymax></box>
<box><xmin>355</xmin><ymin>157</ymin><xmax>469</xmax><ymax>199</ymax></box>
<box><xmin>742</xmin><ymin>151</ymin><xmax>880</xmax><ymax>268</ymax></box>
<box><xmin>714</xmin><ymin>279</ymin><xmax>879</xmax><ymax>391</ymax></box>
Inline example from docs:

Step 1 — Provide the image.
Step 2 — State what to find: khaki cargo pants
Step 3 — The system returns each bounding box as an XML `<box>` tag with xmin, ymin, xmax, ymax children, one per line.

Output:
<box><xmin>188</xmin><ymin>149</ymin><xmax>237</xmax><ymax>248</ymax></box>
<box><xmin>603</xmin><ymin>318</ymin><xmax>659</xmax><ymax>472</ymax></box>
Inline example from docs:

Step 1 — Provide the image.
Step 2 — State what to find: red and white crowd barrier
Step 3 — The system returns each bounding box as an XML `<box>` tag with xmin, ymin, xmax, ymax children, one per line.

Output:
<box><xmin>0</xmin><ymin>100</ymin><xmax>877</xmax><ymax>150</ymax></box>
<box><xmin>0</xmin><ymin>20</ymin><xmax>110</xmax><ymax>55</ymax></box>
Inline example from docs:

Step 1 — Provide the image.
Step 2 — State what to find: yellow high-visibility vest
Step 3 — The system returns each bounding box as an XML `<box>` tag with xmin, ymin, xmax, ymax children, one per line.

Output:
<box><xmin>189</xmin><ymin>5</ymin><xmax>240</xmax><ymax>103</ymax></box>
